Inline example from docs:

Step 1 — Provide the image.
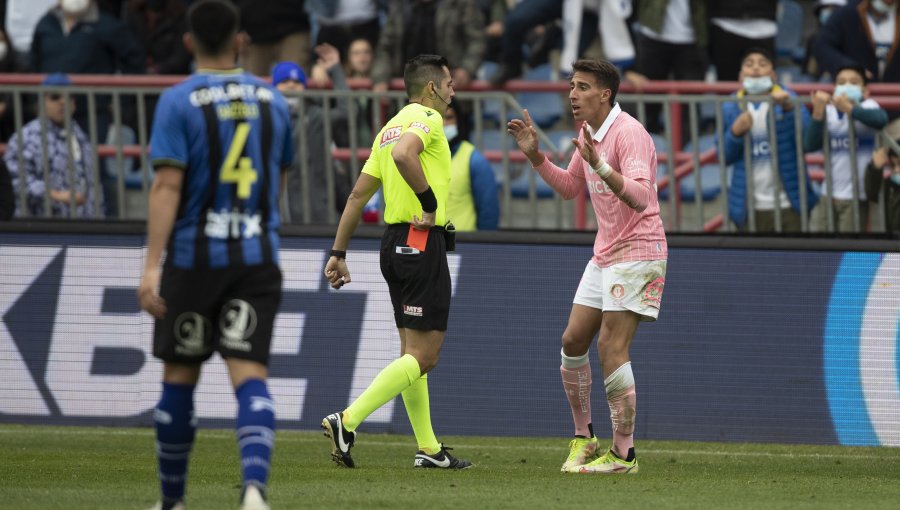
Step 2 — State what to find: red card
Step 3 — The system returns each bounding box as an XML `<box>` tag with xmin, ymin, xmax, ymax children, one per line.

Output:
<box><xmin>407</xmin><ymin>224</ymin><xmax>429</xmax><ymax>252</ymax></box>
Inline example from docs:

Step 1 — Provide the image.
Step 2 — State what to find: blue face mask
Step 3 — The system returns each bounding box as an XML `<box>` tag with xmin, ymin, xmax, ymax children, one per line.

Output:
<box><xmin>834</xmin><ymin>84</ymin><xmax>863</xmax><ymax>103</ymax></box>
<box><xmin>742</xmin><ymin>76</ymin><xmax>773</xmax><ymax>95</ymax></box>
<box><xmin>443</xmin><ymin>124</ymin><xmax>458</xmax><ymax>141</ymax></box>
<box><xmin>890</xmin><ymin>173</ymin><xmax>900</xmax><ymax>186</ymax></box>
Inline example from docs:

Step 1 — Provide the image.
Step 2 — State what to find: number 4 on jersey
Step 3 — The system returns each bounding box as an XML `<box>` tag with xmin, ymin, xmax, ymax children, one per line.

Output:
<box><xmin>220</xmin><ymin>122</ymin><xmax>257</xmax><ymax>199</ymax></box>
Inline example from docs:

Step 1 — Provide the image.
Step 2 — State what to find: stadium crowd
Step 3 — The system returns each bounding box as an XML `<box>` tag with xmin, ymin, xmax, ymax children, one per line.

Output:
<box><xmin>0</xmin><ymin>0</ymin><xmax>898</xmax><ymax>234</ymax></box>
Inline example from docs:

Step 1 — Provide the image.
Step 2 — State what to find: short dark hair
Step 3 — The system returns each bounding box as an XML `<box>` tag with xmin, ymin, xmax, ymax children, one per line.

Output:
<box><xmin>403</xmin><ymin>54</ymin><xmax>449</xmax><ymax>98</ymax></box>
<box><xmin>741</xmin><ymin>46</ymin><xmax>775</xmax><ymax>66</ymax></box>
<box><xmin>835</xmin><ymin>64</ymin><xmax>868</xmax><ymax>85</ymax></box>
<box><xmin>570</xmin><ymin>59</ymin><xmax>621</xmax><ymax>103</ymax></box>
<box><xmin>187</xmin><ymin>0</ymin><xmax>240</xmax><ymax>57</ymax></box>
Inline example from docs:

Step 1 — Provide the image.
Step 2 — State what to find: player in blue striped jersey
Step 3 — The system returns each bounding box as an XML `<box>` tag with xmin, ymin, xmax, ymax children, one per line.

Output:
<box><xmin>137</xmin><ymin>1</ymin><xmax>292</xmax><ymax>509</ymax></box>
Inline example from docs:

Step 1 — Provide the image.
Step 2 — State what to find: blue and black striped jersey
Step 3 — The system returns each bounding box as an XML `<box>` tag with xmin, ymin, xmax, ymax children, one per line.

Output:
<box><xmin>150</xmin><ymin>69</ymin><xmax>294</xmax><ymax>269</ymax></box>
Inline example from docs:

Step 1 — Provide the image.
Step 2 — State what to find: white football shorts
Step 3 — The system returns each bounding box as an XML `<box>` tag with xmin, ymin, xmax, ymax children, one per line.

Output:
<box><xmin>572</xmin><ymin>259</ymin><xmax>667</xmax><ymax>321</ymax></box>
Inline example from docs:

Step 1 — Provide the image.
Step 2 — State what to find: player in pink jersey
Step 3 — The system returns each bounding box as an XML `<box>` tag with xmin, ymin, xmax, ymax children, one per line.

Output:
<box><xmin>508</xmin><ymin>59</ymin><xmax>667</xmax><ymax>474</ymax></box>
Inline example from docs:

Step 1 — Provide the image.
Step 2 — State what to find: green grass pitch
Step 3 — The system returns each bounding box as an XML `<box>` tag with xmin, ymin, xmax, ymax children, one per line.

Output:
<box><xmin>1</xmin><ymin>424</ymin><xmax>899</xmax><ymax>509</ymax></box>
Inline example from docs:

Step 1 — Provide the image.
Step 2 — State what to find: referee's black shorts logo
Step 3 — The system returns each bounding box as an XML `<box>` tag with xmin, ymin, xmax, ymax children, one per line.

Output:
<box><xmin>380</xmin><ymin>224</ymin><xmax>451</xmax><ymax>331</ymax></box>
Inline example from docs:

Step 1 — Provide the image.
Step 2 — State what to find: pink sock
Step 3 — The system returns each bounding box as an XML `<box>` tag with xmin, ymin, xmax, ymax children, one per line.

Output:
<box><xmin>607</xmin><ymin>385</ymin><xmax>636</xmax><ymax>457</ymax></box>
<box><xmin>560</xmin><ymin>364</ymin><xmax>592</xmax><ymax>437</ymax></box>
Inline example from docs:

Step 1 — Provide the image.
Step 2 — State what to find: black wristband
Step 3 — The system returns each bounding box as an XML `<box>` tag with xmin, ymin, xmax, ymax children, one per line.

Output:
<box><xmin>415</xmin><ymin>186</ymin><xmax>438</xmax><ymax>213</ymax></box>
<box><xmin>330</xmin><ymin>249</ymin><xmax>346</xmax><ymax>259</ymax></box>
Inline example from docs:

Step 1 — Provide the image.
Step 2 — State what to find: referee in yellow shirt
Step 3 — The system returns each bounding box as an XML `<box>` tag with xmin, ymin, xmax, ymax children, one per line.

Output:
<box><xmin>321</xmin><ymin>54</ymin><xmax>471</xmax><ymax>470</ymax></box>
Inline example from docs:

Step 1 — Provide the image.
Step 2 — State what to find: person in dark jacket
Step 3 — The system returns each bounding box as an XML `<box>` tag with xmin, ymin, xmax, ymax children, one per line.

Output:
<box><xmin>866</xmin><ymin>144</ymin><xmax>900</xmax><ymax>234</ymax></box>
<box><xmin>816</xmin><ymin>0</ymin><xmax>900</xmax><ymax>85</ymax></box>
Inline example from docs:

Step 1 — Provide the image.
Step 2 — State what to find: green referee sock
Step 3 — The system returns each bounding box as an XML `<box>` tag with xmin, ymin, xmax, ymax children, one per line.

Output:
<box><xmin>343</xmin><ymin>354</ymin><xmax>421</xmax><ymax>431</ymax></box>
<box><xmin>402</xmin><ymin>374</ymin><xmax>441</xmax><ymax>455</ymax></box>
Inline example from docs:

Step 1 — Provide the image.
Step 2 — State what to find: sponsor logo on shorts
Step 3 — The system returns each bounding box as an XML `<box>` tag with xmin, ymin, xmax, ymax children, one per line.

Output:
<box><xmin>641</xmin><ymin>277</ymin><xmax>665</xmax><ymax>309</ymax></box>
<box><xmin>408</xmin><ymin>121</ymin><xmax>430</xmax><ymax>133</ymax></box>
<box><xmin>610</xmin><ymin>284</ymin><xmax>625</xmax><ymax>300</ymax></box>
<box><xmin>174</xmin><ymin>312</ymin><xmax>212</xmax><ymax>356</ymax></box>
<box><xmin>403</xmin><ymin>304</ymin><xmax>423</xmax><ymax>317</ymax></box>
<box><xmin>219</xmin><ymin>299</ymin><xmax>257</xmax><ymax>352</ymax></box>
<box><xmin>379</xmin><ymin>126</ymin><xmax>402</xmax><ymax>147</ymax></box>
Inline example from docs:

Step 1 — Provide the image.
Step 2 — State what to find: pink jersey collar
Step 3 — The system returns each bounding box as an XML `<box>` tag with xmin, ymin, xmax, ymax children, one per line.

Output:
<box><xmin>589</xmin><ymin>103</ymin><xmax>622</xmax><ymax>144</ymax></box>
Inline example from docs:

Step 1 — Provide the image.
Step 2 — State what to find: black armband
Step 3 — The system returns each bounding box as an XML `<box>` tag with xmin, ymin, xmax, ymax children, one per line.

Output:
<box><xmin>415</xmin><ymin>186</ymin><xmax>438</xmax><ymax>213</ymax></box>
<box><xmin>330</xmin><ymin>249</ymin><xmax>346</xmax><ymax>259</ymax></box>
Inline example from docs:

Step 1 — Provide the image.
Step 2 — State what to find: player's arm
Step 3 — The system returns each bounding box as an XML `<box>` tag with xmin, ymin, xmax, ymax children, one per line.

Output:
<box><xmin>138</xmin><ymin>166</ymin><xmax>183</xmax><ymax>319</ymax></box>
<box><xmin>573</xmin><ymin>123</ymin><xmax>653</xmax><ymax>212</ymax></box>
<box><xmin>391</xmin><ymin>132</ymin><xmax>436</xmax><ymax>228</ymax></box>
<box><xmin>324</xmin><ymin>172</ymin><xmax>381</xmax><ymax>289</ymax></box>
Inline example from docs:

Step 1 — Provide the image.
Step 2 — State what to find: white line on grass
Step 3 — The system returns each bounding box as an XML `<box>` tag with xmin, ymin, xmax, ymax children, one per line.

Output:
<box><xmin>0</xmin><ymin>426</ymin><xmax>887</xmax><ymax>460</ymax></box>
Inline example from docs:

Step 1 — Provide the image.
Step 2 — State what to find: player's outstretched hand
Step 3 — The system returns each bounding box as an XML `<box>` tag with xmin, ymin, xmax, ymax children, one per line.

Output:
<box><xmin>572</xmin><ymin>122</ymin><xmax>600</xmax><ymax>168</ymax></box>
<box><xmin>507</xmin><ymin>109</ymin><xmax>539</xmax><ymax>157</ymax></box>
<box><xmin>138</xmin><ymin>266</ymin><xmax>166</xmax><ymax>319</ymax></box>
<box><xmin>324</xmin><ymin>256</ymin><xmax>351</xmax><ymax>289</ymax></box>
<box><xmin>411</xmin><ymin>210</ymin><xmax>436</xmax><ymax>230</ymax></box>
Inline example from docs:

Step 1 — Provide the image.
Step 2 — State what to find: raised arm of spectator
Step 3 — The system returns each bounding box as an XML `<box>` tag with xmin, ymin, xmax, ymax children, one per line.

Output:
<box><xmin>804</xmin><ymin>91</ymin><xmax>829</xmax><ymax>153</ymax></box>
<box><xmin>722</xmin><ymin>101</ymin><xmax>748</xmax><ymax>165</ymax></box>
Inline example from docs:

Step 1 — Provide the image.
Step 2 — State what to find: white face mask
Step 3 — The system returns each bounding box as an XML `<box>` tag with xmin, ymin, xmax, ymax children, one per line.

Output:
<box><xmin>61</xmin><ymin>0</ymin><xmax>90</xmax><ymax>15</ymax></box>
<box><xmin>872</xmin><ymin>0</ymin><xmax>895</xmax><ymax>14</ymax></box>
<box><xmin>742</xmin><ymin>76</ymin><xmax>773</xmax><ymax>95</ymax></box>
<box><xmin>284</xmin><ymin>96</ymin><xmax>301</xmax><ymax>115</ymax></box>
<box><xmin>443</xmin><ymin>124</ymin><xmax>458</xmax><ymax>141</ymax></box>
<box><xmin>0</xmin><ymin>42</ymin><xmax>7</xmax><ymax>62</ymax></box>
<box><xmin>834</xmin><ymin>84</ymin><xmax>864</xmax><ymax>103</ymax></box>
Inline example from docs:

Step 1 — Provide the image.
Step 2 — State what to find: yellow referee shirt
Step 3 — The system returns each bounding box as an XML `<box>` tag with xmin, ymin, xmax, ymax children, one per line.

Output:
<box><xmin>362</xmin><ymin>102</ymin><xmax>451</xmax><ymax>226</ymax></box>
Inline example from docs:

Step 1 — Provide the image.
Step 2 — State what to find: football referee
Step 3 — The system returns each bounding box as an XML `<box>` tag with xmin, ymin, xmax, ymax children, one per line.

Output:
<box><xmin>321</xmin><ymin>54</ymin><xmax>471</xmax><ymax>470</ymax></box>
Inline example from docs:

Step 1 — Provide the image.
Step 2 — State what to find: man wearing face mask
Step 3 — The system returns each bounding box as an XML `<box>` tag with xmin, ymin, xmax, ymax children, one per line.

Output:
<box><xmin>804</xmin><ymin>65</ymin><xmax>888</xmax><ymax>232</ymax></box>
<box><xmin>272</xmin><ymin>43</ymin><xmax>353</xmax><ymax>224</ymax></box>
<box><xmin>723</xmin><ymin>47</ymin><xmax>817</xmax><ymax>232</ymax></box>
<box><xmin>816</xmin><ymin>0</ymin><xmax>900</xmax><ymax>92</ymax></box>
<box><xmin>443</xmin><ymin>99</ymin><xmax>499</xmax><ymax>231</ymax></box>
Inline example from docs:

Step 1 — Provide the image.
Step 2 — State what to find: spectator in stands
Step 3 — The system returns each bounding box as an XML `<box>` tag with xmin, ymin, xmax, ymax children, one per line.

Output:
<box><xmin>722</xmin><ymin>47</ymin><xmax>816</xmax><ymax>232</ymax></box>
<box><xmin>275</xmin><ymin>45</ymin><xmax>353</xmax><ymax>224</ymax></box>
<box><xmin>708</xmin><ymin>0</ymin><xmax>777</xmax><ymax>82</ymax></box>
<box><xmin>30</xmin><ymin>0</ymin><xmax>144</xmax><ymax>76</ymax></box>
<box><xmin>632</xmin><ymin>0</ymin><xmax>708</xmax><ymax>133</ymax></box>
<box><xmin>372</xmin><ymin>0</ymin><xmax>486</xmax><ymax>92</ymax></box>
<box><xmin>307</xmin><ymin>0</ymin><xmax>381</xmax><ymax>62</ymax></box>
<box><xmin>125</xmin><ymin>0</ymin><xmax>192</xmax><ymax>75</ymax></box>
<box><xmin>342</xmin><ymin>38</ymin><xmax>375</xmax><ymax>149</ymax></box>
<box><xmin>444</xmin><ymin>99</ymin><xmax>499</xmax><ymax>230</ymax></box>
<box><xmin>804</xmin><ymin>65</ymin><xmax>887</xmax><ymax>232</ymax></box>
<box><xmin>803</xmin><ymin>0</ymin><xmax>847</xmax><ymax>81</ymax></box>
<box><xmin>234</xmin><ymin>0</ymin><xmax>311</xmax><ymax>76</ymax></box>
<box><xmin>866</xmin><ymin>141</ymin><xmax>900</xmax><ymax>234</ymax></box>
<box><xmin>0</xmin><ymin>28</ymin><xmax>21</xmax><ymax>143</ymax></box>
<box><xmin>489</xmin><ymin>0</ymin><xmax>565</xmax><ymax>86</ymax></box>
<box><xmin>5</xmin><ymin>0</ymin><xmax>56</xmax><ymax>69</ymax></box>
<box><xmin>3</xmin><ymin>73</ymin><xmax>103</xmax><ymax>218</ymax></box>
<box><xmin>559</xmin><ymin>0</ymin><xmax>635</xmax><ymax>80</ymax></box>
<box><xmin>0</xmin><ymin>159</ymin><xmax>13</xmax><ymax>221</ymax></box>
<box><xmin>816</xmin><ymin>0</ymin><xmax>900</xmax><ymax>115</ymax></box>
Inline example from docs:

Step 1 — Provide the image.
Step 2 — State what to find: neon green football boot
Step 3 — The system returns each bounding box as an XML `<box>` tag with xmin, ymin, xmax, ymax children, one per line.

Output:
<box><xmin>560</xmin><ymin>436</ymin><xmax>600</xmax><ymax>473</ymax></box>
<box><xmin>578</xmin><ymin>447</ymin><xmax>639</xmax><ymax>474</ymax></box>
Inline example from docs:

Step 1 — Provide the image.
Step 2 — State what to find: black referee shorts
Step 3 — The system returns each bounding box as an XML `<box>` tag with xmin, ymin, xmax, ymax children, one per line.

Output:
<box><xmin>153</xmin><ymin>263</ymin><xmax>282</xmax><ymax>365</ymax></box>
<box><xmin>380</xmin><ymin>223</ymin><xmax>451</xmax><ymax>331</ymax></box>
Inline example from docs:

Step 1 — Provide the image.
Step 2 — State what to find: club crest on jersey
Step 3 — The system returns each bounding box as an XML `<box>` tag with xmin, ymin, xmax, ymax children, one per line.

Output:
<box><xmin>380</xmin><ymin>126</ymin><xmax>402</xmax><ymax>147</ymax></box>
<box><xmin>409</xmin><ymin>121</ymin><xmax>430</xmax><ymax>133</ymax></box>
